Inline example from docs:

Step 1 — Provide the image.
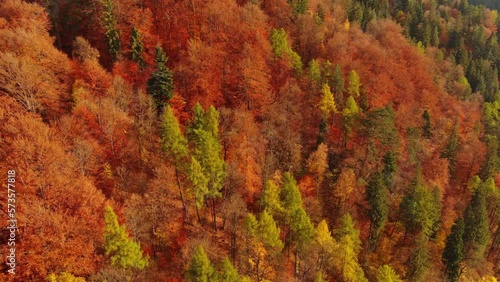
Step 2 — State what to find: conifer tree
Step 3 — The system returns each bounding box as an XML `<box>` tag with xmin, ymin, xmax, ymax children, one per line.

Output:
<box><xmin>342</xmin><ymin>95</ymin><xmax>360</xmax><ymax>146</ymax></box>
<box><xmin>187</xmin><ymin>245</ymin><xmax>215</xmax><ymax>282</ymax></box>
<box><xmin>376</xmin><ymin>265</ymin><xmax>403</xmax><ymax>282</ymax></box>
<box><xmin>189</xmin><ymin>104</ymin><xmax>227</xmax><ymax>229</ymax></box>
<box><xmin>260</xmin><ymin>180</ymin><xmax>284</xmax><ymax>216</ymax></box>
<box><xmin>220</xmin><ymin>257</ymin><xmax>239</xmax><ymax>282</ymax></box>
<box><xmin>441</xmin><ymin>125</ymin><xmax>459</xmax><ymax>177</ymax></box>
<box><xmin>188</xmin><ymin>157</ymin><xmax>209</xmax><ymax>223</ymax></box>
<box><xmin>103</xmin><ymin>206</ymin><xmax>148</xmax><ymax>270</ymax></box>
<box><xmin>101</xmin><ymin>0</ymin><xmax>121</xmax><ymax>61</ymax></box>
<box><xmin>464</xmin><ymin>183</ymin><xmax>490</xmax><ymax>261</ymax></box>
<box><xmin>258</xmin><ymin>210</ymin><xmax>284</xmax><ymax>251</ymax></box>
<box><xmin>406</xmin><ymin>234</ymin><xmax>430</xmax><ymax>282</ymax></box>
<box><xmin>130</xmin><ymin>26</ymin><xmax>144</xmax><ymax>68</ymax></box>
<box><xmin>161</xmin><ymin>105</ymin><xmax>189</xmax><ymax>219</ymax></box>
<box><xmin>347</xmin><ymin>70</ymin><xmax>361</xmax><ymax>98</ymax></box>
<box><xmin>147</xmin><ymin>46</ymin><xmax>174</xmax><ymax>113</ymax></box>
<box><xmin>442</xmin><ymin>217</ymin><xmax>465</xmax><ymax>282</ymax></box>
<box><xmin>422</xmin><ymin>110</ymin><xmax>432</xmax><ymax>138</ymax></box>
<box><xmin>319</xmin><ymin>84</ymin><xmax>338</xmax><ymax>120</ymax></box>
<box><xmin>366</xmin><ymin>172</ymin><xmax>389</xmax><ymax>249</ymax></box>
<box><xmin>308</xmin><ymin>59</ymin><xmax>321</xmax><ymax>86</ymax></box>
<box><xmin>335</xmin><ymin>214</ymin><xmax>368</xmax><ymax>282</ymax></box>
<box><xmin>281</xmin><ymin>172</ymin><xmax>303</xmax><ymax>218</ymax></box>
<box><xmin>332</xmin><ymin>64</ymin><xmax>345</xmax><ymax>97</ymax></box>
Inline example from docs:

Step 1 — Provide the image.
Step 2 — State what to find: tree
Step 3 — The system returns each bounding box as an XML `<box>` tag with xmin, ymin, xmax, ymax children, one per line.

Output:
<box><xmin>342</xmin><ymin>96</ymin><xmax>360</xmax><ymax>145</ymax></box>
<box><xmin>129</xmin><ymin>26</ymin><xmax>144</xmax><ymax>68</ymax></box>
<box><xmin>281</xmin><ymin>172</ymin><xmax>303</xmax><ymax>218</ymax></box>
<box><xmin>464</xmin><ymin>182</ymin><xmax>490</xmax><ymax>262</ymax></box>
<box><xmin>103</xmin><ymin>206</ymin><xmax>148</xmax><ymax>270</ymax></box>
<box><xmin>161</xmin><ymin>105</ymin><xmax>189</xmax><ymax>219</ymax></box>
<box><xmin>147</xmin><ymin>46</ymin><xmax>174</xmax><ymax>113</ymax></box>
<box><xmin>220</xmin><ymin>257</ymin><xmax>239</xmax><ymax>282</ymax></box>
<box><xmin>189</xmin><ymin>104</ymin><xmax>227</xmax><ymax>230</ymax></box>
<box><xmin>335</xmin><ymin>214</ymin><xmax>368</xmax><ymax>282</ymax></box>
<box><xmin>258</xmin><ymin>211</ymin><xmax>284</xmax><ymax>251</ymax></box>
<box><xmin>442</xmin><ymin>217</ymin><xmax>465</xmax><ymax>282</ymax></box>
<box><xmin>260</xmin><ymin>179</ymin><xmax>284</xmax><ymax>216</ymax></box>
<box><xmin>290</xmin><ymin>0</ymin><xmax>309</xmax><ymax>16</ymax></box>
<box><xmin>376</xmin><ymin>265</ymin><xmax>402</xmax><ymax>282</ymax></box>
<box><xmin>406</xmin><ymin>234</ymin><xmax>430</xmax><ymax>282</ymax></box>
<box><xmin>308</xmin><ymin>59</ymin><xmax>321</xmax><ymax>87</ymax></box>
<box><xmin>422</xmin><ymin>110</ymin><xmax>432</xmax><ymax>138</ymax></box>
<box><xmin>441</xmin><ymin>125</ymin><xmax>460</xmax><ymax>177</ymax></box>
<box><xmin>347</xmin><ymin>70</ymin><xmax>361</xmax><ymax>98</ymax></box>
<box><xmin>332</xmin><ymin>64</ymin><xmax>345</xmax><ymax>103</ymax></box>
<box><xmin>46</xmin><ymin>272</ymin><xmax>85</xmax><ymax>282</ymax></box>
<box><xmin>188</xmin><ymin>157</ymin><xmax>209</xmax><ymax>223</ymax></box>
<box><xmin>366</xmin><ymin>172</ymin><xmax>389</xmax><ymax>249</ymax></box>
<box><xmin>101</xmin><ymin>0</ymin><xmax>121</xmax><ymax>61</ymax></box>
<box><xmin>399</xmin><ymin>175</ymin><xmax>441</xmax><ymax>237</ymax></box>
<box><xmin>187</xmin><ymin>245</ymin><xmax>216</xmax><ymax>282</ymax></box>
<box><xmin>319</xmin><ymin>84</ymin><xmax>338</xmax><ymax>120</ymax></box>
<box><xmin>306</xmin><ymin>143</ymin><xmax>329</xmax><ymax>194</ymax></box>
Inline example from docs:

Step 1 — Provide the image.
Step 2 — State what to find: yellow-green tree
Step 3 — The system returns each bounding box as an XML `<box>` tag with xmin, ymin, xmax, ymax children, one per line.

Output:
<box><xmin>103</xmin><ymin>206</ymin><xmax>148</xmax><ymax>270</ymax></box>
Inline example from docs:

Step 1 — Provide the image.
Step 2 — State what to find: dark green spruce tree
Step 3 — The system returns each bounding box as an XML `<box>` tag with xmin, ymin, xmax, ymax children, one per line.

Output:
<box><xmin>147</xmin><ymin>46</ymin><xmax>174</xmax><ymax>113</ymax></box>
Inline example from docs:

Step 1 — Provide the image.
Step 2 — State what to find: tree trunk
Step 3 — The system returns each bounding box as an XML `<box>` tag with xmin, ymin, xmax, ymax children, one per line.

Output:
<box><xmin>175</xmin><ymin>168</ymin><xmax>188</xmax><ymax>222</ymax></box>
<box><xmin>212</xmin><ymin>198</ymin><xmax>217</xmax><ymax>231</ymax></box>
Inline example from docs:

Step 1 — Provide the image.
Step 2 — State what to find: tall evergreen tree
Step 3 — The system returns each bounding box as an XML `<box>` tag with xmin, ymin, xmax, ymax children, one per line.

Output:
<box><xmin>422</xmin><ymin>110</ymin><xmax>432</xmax><ymax>138</ymax></box>
<box><xmin>464</xmin><ymin>183</ymin><xmax>490</xmax><ymax>262</ymax></box>
<box><xmin>187</xmin><ymin>245</ymin><xmax>216</xmax><ymax>282</ymax></box>
<box><xmin>130</xmin><ymin>26</ymin><xmax>144</xmax><ymax>68</ymax></box>
<box><xmin>376</xmin><ymin>265</ymin><xmax>403</xmax><ymax>282</ymax></box>
<box><xmin>147</xmin><ymin>46</ymin><xmax>174</xmax><ymax>113</ymax></box>
<box><xmin>442</xmin><ymin>217</ymin><xmax>465</xmax><ymax>282</ymax></box>
<box><xmin>335</xmin><ymin>214</ymin><xmax>368</xmax><ymax>282</ymax></box>
<box><xmin>161</xmin><ymin>105</ymin><xmax>189</xmax><ymax>219</ymax></box>
<box><xmin>103</xmin><ymin>206</ymin><xmax>148</xmax><ymax>270</ymax></box>
<box><xmin>406</xmin><ymin>233</ymin><xmax>430</xmax><ymax>282</ymax></box>
<box><xmin>220</xmin><ymin>257</ymin><xmax>239</xmax><ymax>282</ymax></box>
<box><xmin>347</xmin><ymin>70</ymin><xmax>361</xmax><ymax>98</ymax></box>
<box><xmin>189</xmin><ymin>104</ymin><xmax>227</xmax><ymax>230</ymax></box>
<box><xmin>101</xmin><ymin>0</ymin><xmax>121</xmax><ymax>61</ymax></box>
<box><xmin>366</xmin><ymin>172</ymin><xmax>389</xmax><ymax>249</ymax></box>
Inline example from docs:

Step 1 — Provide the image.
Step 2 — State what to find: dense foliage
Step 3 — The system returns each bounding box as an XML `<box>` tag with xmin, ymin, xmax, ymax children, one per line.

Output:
<box><xmin>0</xmin><ymin>0</ymin><xmax>499</xmax><ymax>281</ymax></box>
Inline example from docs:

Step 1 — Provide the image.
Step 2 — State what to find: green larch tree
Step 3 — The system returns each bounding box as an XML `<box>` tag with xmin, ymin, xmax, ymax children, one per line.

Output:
<box><xmin>335</xmin><ymin>214</ymin><xmax>368</xmax><ymax>282</ymax></box>
<box><xmin>319</xmin><ymin>83</ymin><xmax>338</xmax><ymax>122</ymax></box>
<box><xmin>258</xmin><ymin>210</ymin><xmax>284</xmax><ymax>252</ymax></box>
<box><xmin>376</xmin><ymin>265</ymin><xmax>402</xmax><ymax>282</ymax></box>
<box><xmin>147</xmin><ymin>46</ymin><xmax>174</xmax><ymax>113</ymax></box>
<box><xmin>188</xmin><ymin>157</ymin><xmax>209</xmax><ymax>224</ymax></box>
<box><xmin>161</xmin><ymin>105</ymin><xmax>189</xmax><ymax>220</ymax></box>
<box><xmin>406</xmin><ymin>234</ymin><xmax>430</xmax><ymax>282</ymax></box>
<box><xmin>260</xmin><ymin>179</ymin><xmax>284</xmax><ymax>217</ymax></box>
<box><xmin>220</xmin><ymin>257</ymin><xmax>239</xmax><ymax>282</ymax></box>
<box><xmin>342</xmin><ymin>95</ymin><xmax>360</xmax><ymax>146</ymax></box>
<box><xmin>347</xmin><ymin>70</ymin><xmax>361</xmax><ymax>98</ymax></box>
<box><xmin>187</xmin><ymin>245</ymin><xmax>216</xmax><ymax>282</ymax></box>
<box><xmin>332</xmin><ymin>64</ymin><xmax>345</xmax><ymax>104</ymax></box>
<box><xmin>103</xmin><ymin>206</ymin><xmax>148</xmax><ymax>270</ymax></box>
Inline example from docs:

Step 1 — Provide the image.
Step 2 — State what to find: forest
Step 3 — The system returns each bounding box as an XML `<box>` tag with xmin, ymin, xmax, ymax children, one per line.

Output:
<box><xmin>0</xmin><ymin>0</ymin><xmax>499</xmax><ymax>281</ymax></box>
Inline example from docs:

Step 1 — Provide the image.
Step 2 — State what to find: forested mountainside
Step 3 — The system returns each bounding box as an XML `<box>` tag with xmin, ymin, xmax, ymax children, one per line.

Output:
<box><xmin>0</xmin><ymin>0</ymin><xmax>499</xmax><ymax>281</ymax></box>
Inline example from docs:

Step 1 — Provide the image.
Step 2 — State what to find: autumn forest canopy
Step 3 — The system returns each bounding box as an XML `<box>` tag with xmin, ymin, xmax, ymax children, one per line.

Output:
<box><xmin>0</xmin><ymin>0</ymin><xmax>500</xmax><ymax>281</ymax></box>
